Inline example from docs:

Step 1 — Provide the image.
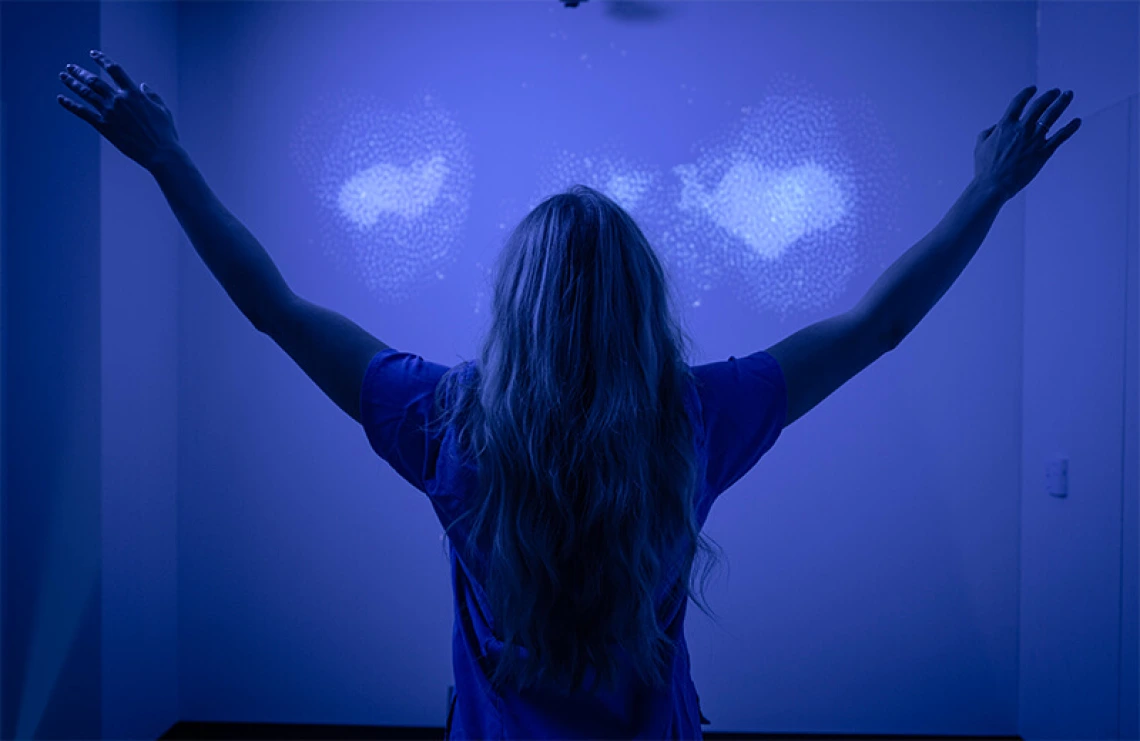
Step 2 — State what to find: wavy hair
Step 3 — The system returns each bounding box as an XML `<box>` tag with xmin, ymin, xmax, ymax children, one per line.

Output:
<box><xmin>429</xmin><ymin>185</ymin><xmax>724</xmax><ymax>697</ymax></box>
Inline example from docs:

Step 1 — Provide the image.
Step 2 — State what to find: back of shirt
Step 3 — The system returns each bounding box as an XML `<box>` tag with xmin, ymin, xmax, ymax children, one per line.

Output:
<box><xmin>359</xmin><ymin>348</ymin><xmax>787</xmax><ymax>739</ymax></box>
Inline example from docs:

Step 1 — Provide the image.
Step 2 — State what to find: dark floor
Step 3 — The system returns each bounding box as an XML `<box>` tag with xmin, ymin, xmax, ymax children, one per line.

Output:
<box><xmin>161</xmin><ymin>721</ymin><xmax>1020</xmax><ymax>741</ymax></box>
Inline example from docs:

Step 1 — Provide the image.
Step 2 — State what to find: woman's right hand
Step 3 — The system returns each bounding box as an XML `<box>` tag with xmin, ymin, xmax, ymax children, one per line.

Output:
<box><xmin>974</xmin><ymin>85</ymin><xmax>1081</xmax><ymax>202</ymax></box>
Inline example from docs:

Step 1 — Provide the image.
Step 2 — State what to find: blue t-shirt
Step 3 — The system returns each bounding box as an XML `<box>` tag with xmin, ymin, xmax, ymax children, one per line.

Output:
<box><xmin>360</xmin><ymin>348</ymin><xmax>787</xmax><ymax>739</ymax></box>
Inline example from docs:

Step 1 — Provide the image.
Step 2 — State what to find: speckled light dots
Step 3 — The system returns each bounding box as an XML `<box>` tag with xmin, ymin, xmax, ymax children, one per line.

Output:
<box><xmin>667</xmin><ymin>76</ymin><xmax>902</xmax><ymax>321</ymax></box>
<box><xmin>290</xmin><ymin>76</ymin><xmax>901</xmax><ymax>321</ymax></box>
<box><xmin>289</xmin><ymin>90</ymin><xmax>474</xmax><ymax>303</ymax></box>
<box><xmin>528</xmin><ymin>77</ymin><xmax>901</xmax><ymax>320</ymax></box>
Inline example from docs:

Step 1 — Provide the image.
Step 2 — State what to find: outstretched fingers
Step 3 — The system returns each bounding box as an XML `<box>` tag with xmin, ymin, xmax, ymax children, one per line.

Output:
<box><xmin>89</xmin><ymin>50</ymin><xmax>138</xmax><ymax>93</ymax></box>
<box><xmin>57</xmin><ymin>94</ymin><xmax>103</xmax><ymax>127</ymax></box>
<box><xmin>1036</xmin><ymin>90</ymin><xmax>1074</xmax><ymax>132</ymax></box>
<box><xmin>1042</xmin><ymin>117</ymin><xmax>1082</xmax><ymax>158</ymax></box>
<box><xmin>1002</xmin><ymin>85</ymin><xmax>1038</xmax><ymax>123</ymax></box>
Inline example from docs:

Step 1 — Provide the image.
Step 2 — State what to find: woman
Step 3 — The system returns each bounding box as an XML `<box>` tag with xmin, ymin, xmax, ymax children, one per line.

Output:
<box><xmin>59</xmin><ymin>52</ymin><xmax>1077</xmax><ymax>738</ymax></box>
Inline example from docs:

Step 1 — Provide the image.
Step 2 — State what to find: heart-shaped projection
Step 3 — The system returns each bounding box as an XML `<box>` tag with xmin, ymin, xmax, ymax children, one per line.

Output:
<box><xmin>691</xmin><ymin>159</ymin><xmax>850</xmax><ymax>261</ymax></box>
<box><xmin>664</xmin><ymin>77</ymin><xmax>900</xmax><ymax>319</ymax></box>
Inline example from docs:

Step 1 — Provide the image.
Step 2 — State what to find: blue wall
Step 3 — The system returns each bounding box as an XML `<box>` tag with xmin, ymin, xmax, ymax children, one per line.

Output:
<box><xmin>2</xmin><ymin>3</ymin><xmax>103</xmax><ymax>739</ymax></box>
<box><xmin>1</xmin><ymin>1</ymin><xmax>1136</xmax><ymax>738</ymax></box>
<box><xmin>170</xmin><ymin>1</ymin><xmax>1137</xmax><ymax>734</ymax></box>
<box><xmin>98</xmin><ymin>3</ymin><xmax>180</xmax><ymax>740</ymax></box>
<box><xmin>1030</xmin><ymin>4</ymin><xmax>1139</xmax><ymax>738</ymax></box>
<box><xmin>1</xmin><ymin>3</ymin><xmax>181</xmax><ymax>739</ymax></box>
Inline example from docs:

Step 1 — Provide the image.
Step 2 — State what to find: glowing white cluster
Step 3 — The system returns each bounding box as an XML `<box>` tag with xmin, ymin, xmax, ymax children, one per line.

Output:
<box><xmin>686</xmin><ymin>159</ymin><xmax>849</xmax><ymax>261</ymax></box>
<box><xmin>526</xmin><ymin>74</ymin><xmax>901</xmax><ymax>319</ymax></box>
<box><xmin>289</xmin><ymin>91</ymin><xmax>473</xmax><ymax>303</ymax></box>
<box><xmin>603</xmin><ymin>170</ymin><xmax>655</xmax><ymax>211</ymax></box>
<box><xmin>292</xmin><ymin>75</ymin><xmax>901</xmax><ymax>319</ymax></box>
<box><xmin>336</xmin><ymin>155</ymin><xmax>449</xmax><ymax>227</ymax></box>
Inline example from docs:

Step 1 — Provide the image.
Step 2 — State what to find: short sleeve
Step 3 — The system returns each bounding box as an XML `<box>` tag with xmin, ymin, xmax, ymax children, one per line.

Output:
<box><xmin>360</xmin><ymin>348</ymin><xmax>452</xmax><ymax>493</ymax></box>
<box><xmin>692</xmin><ymin>350</ymin><xmax>787</xmax><ymax>499</ymax></box>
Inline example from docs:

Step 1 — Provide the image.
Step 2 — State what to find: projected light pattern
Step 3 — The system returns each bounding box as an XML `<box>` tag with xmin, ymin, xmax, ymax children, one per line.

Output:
<box><xmin>526</xmin><ymin>73</ymin><xmax>902</xmax><ymax>320</ymax></box>
<box><xmin>336</xmin><ymin>155</ymin><xmax>449</xmax><ymax>227</ymax></box>
<box><xmin>289</xmin><ymin>76</ymin><xmax>900</xmax><ymax>321</ymax></box>
<box><xmin>676</xmin><ymin>74</ymin><xmax>902</xmax><ymax>319</ymax></box>
<box><xmin>688</xmin><ymin>159</ymin><xmax>849</xmax><ymax>260</ymax></box>
<box><xmin>466</xmin><ymin>148</ymin><xmax>668</xmax><ymax>316</ymax></box>
<box><xmin>289</xmin><ymin>91</ymin><xmax>474</xmax><ymax>302</ymax></box>
<box><xmin>529</xmin><ymin>145</ymin><xmax>678</xmax><ymax>283</ymax></box>
<box><xmin>602</xmin><ymin>168</ymin><xmax>656</xmax><ymax>208</ymax></box>
<box><xmin>527</xmin><ymin>145</ymin><xmax>723</xmax><ymax>310</ymax></box>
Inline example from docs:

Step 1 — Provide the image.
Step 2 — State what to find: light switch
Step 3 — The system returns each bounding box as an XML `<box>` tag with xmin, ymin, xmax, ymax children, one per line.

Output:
<box><xmin>1046</xmin><ymin>455</ymin><xmax>1069</xmax><ymax>498</ymax></box>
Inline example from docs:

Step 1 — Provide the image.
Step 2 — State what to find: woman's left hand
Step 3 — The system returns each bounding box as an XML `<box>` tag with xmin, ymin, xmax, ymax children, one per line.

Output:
<box><xmin>58</xmin><ymin>50</ymin><xmax>181</xmax><ymax>171</ymax></box>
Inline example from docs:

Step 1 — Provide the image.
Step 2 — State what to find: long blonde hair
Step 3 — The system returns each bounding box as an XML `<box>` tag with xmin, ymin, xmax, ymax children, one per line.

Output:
<box><xmin>430</xmin><ymin>185</ymin><xmax>722</xmax><ymax>696</ymax></box>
